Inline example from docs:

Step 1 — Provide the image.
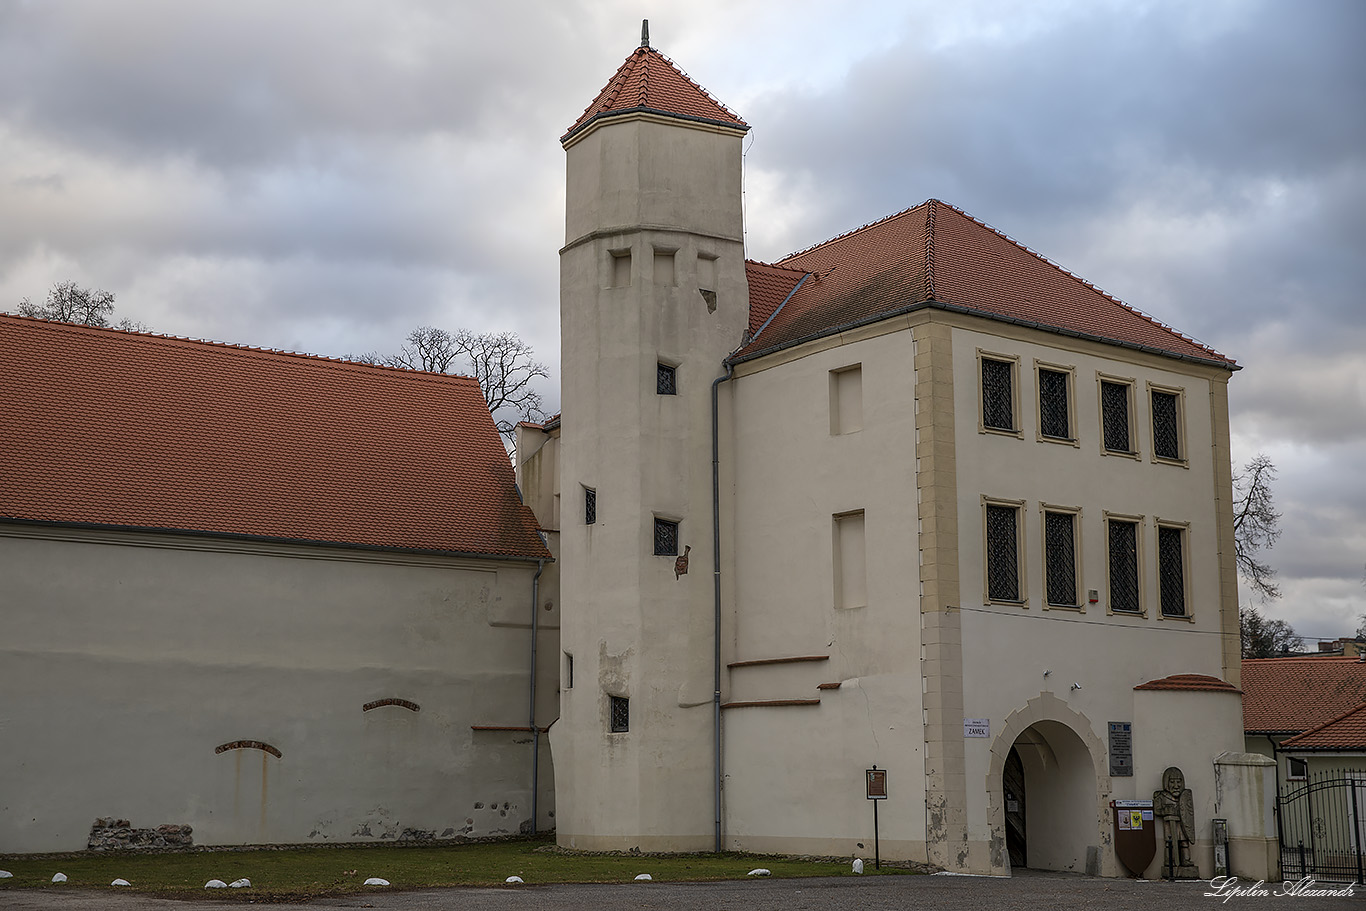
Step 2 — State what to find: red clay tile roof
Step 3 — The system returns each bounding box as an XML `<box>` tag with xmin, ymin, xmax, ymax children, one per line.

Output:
<box><xmin>1242</xmin><ymin>657</ymin><xmax>1366</xmax><ymax>734</ymax></box>
<box><xmin>0</xmin><ymin>315</ymin><xmax>550</xmax><ymax>560</ymax></box>
<box><xmin>736</xmin><ymin>200</ymin><xmax>1235</xmax><ymax>368</ymax></box>
<box><xmin>743</xmin><ymin>261</ymin><xmax>807</xmax><ymax>337</ymax></box>
<box><xmin>563</xmin><ymin>45</ymin><xmax>748</xmax><ymax>144</ymax></box>
<box><xmin>1134</xmin><ymin>674</ymin><xmax>1241</xmax><ymax>693</ymax></box>
<box><xmin>1281</xmin><ymin>701</ymin><xmax>1366</xmax><ymax>750</ymax></box>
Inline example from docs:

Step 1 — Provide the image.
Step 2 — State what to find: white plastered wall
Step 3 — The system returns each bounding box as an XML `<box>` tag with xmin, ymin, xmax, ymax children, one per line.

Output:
<box><xmin>0</xmin><ymin>525</ymin><xmax>554</xmax><ymax>853</ymax></box>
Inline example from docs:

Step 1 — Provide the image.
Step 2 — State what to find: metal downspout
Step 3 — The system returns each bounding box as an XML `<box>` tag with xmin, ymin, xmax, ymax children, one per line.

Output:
<box><xmin>529</xmin><ymin>558</ymin><xmax>546</xmax><ymax>835</ymax></box>
<box><xmin>711</xmin><ymin>362</ymin><xmax>734</xmax><ymax>852</ymax></box>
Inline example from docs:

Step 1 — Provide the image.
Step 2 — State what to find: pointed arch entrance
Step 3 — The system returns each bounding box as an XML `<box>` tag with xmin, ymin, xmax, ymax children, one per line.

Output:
<box><xmin>986</xmin><ymin>694</ymin><xmax>1111</xmax><ymax>876</ymax></box>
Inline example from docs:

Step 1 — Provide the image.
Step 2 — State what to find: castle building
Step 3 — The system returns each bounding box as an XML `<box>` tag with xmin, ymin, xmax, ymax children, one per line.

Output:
<box><xmin>517</xmin><ymin>32</ymin><xmax>1275</xmax><ymax>877</ymax></box>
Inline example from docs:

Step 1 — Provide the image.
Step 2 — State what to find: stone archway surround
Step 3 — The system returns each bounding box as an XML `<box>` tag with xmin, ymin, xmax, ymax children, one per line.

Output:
<box><xmin>984</xmin><ymin>692</ymin><xmax>1114</xmax><ymax>876</ymax></box>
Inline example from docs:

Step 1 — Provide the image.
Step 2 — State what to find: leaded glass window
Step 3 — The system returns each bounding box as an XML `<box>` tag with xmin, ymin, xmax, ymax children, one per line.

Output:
<box><xmin>985</xmin><ymin>504</ymin><xmax>1020</xmax><ymax>602</ymax></box>
<box><xmin>609</xmin><ymin>695</ymin><xmax>629</xmax><ymax>733</ymax></box>
<box><xmin>1152</xmin><ymin>391</ymin><xmax>1181</xmax><ymax>461</ymax></box>
<box><xmin>1039</xmin><ymin>369</ymin><xmax>1071</xmax><ymax>439</ymax></box>
<box><xmin>1108</xmin><ymin>519</ymin><xmax>1140</xmax><ymax>612</ymax></box>
<box><xmin>1158</xmin><ymin>525</ymin><xmax>1187</xmax><ymax>617</ymax></box>
<box><xmin>982</xmin><ymin>358</ymin><xmax>1014</xmax><ymax>431</ymax></box>
<box><xmin>584</xmin><ymin>487</ymin><xmax>596</xmax><ymax>525</ymax></box>
<box><xmin>657</xmin><ymin>362</ymin><xmax>676</xmax><ymax>395</ymax></box>
<box><xmin>654</xmin><ymin>518</ymin><xmax>678</xmax><ymax>556</ymax></box>
<box><xmin>1101</xmin><ymin>381</ymin><xmax>1132</xmax><ymax>452</ymax></box>
<box><xmin>1044</xmin><ymin>511</ymin><xmax>1077</xmax><ymax>606</ymax></box>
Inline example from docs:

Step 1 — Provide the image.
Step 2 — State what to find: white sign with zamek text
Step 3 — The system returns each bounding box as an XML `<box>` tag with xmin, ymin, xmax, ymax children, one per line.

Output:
<box><xmin>963</xmin><ymin>718</ymin><xmax>990</xmax><ymax>738</ymax></box>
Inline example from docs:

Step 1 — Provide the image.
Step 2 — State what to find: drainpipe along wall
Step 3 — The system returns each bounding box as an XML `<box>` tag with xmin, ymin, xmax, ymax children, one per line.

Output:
<box><xmin>529</xmin><ymin>558</ymin><xmax>545</xmax><ymax>834</ymax></box>
<box><xmin>710</xmin><ymin>363</ymin><xmax>734</xmax><ymax>852</ymax></box>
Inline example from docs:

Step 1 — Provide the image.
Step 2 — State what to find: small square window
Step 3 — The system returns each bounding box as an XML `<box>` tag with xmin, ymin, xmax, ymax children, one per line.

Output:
<box><xmin>657</xmin><ymin>363</ymin><xmax>676</xmax><ymax>396</ymax></box>
<box><xmin>1287</xmin><ymin>756</ymin><xmax>1308</xmax><ymax>780</ymax></box>
<box><xmin>584</xmin><ymin>487</ymin><xmax>596</xmax><ymax>525</ymax></box>
<box><xmin>981</xmin><ymin>358</ymin><xmax>1015</xmax><ymax>432</ymax></box>
<box><xmin>1101</xmin><ymin>380</ymin><xmax>1133</xmax><ymax>453</ymax></box>
<box><xmin>654</xmin><ymin>518</ymin><xmax>679</xmax><ymax>556</ymax></box>
<box><xmin>609</xmin><ymin>695</ymin><xmax>629</xmax><ymax>733</ymax></box>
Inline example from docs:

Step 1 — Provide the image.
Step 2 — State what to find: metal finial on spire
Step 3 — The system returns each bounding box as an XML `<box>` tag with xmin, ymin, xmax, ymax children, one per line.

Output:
<box><xmin>641</xmin><ymin>19</ymin><xmax>649</xmax><ymax>48</ymax></box>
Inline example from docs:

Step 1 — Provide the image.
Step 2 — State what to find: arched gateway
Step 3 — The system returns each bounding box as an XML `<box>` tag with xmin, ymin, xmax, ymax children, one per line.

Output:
<box><xmin>986</xmin><ymin>694</ymin><xmax>1112</xmax><ymax>876</ymax></box>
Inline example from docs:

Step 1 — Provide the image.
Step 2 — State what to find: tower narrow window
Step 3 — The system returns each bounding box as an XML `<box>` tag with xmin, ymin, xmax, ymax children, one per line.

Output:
<box><xmin>584</xmin><ymin>486</ymin><xmax>596</xmax><ymax>525</ymax></box>
<box><xmin>657</xmin><ymin>362</ymin><xmax>677</xmax><ymax>395</ymax></box>
<box><xmin>653</xmin><ymin>517</ymin><xmax>679</xmax><ymax>556</ymax></box>
<box><xmin>609</xmin><ymin>695</ymin><xmax>629</xmax><ymax>733</ymax></box>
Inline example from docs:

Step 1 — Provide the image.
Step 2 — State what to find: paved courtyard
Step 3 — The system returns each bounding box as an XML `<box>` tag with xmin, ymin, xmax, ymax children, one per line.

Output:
<box><xmin>2</xmin><ymin>871</ymin><xmax>1360</xmax><ymax>911</ymax></box>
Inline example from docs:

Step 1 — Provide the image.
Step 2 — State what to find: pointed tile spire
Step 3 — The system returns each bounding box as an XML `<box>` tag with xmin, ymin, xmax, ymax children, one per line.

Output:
<box><xmin>562</xmin><ymin>36</ymin><xmax>748</xmax><ymax>145</ymax></box>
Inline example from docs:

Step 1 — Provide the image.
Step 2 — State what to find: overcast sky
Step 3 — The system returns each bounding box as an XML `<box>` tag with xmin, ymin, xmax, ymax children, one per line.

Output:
<box><xmin>2</xmin><ymin>0</ymin><xmax>1362</xmax><ymax>639</ymax></box>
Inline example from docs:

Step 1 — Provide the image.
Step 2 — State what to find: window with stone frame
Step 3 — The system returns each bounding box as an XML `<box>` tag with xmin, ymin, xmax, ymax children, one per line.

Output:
<box><xmin>1043</xmin><ymin>509</ymin><xmax>1079</xmax><ymax>607</ymax></box>
<box><xmin>981</xmin><ymin>357</ymin><xmax>1016</xmax><ymax>432</ymax></box>
<box><xmin>1039</xmin><ymin>367</ymin><xmax>1072</xmax><ymax>440</ymax></box>
<box><xmin>1151</xmin><ymin>388</ymin><xmax>1183</xmax><ymax>462</ymax></box>
<box><xmin>1100</xmin><ymin>379</ymin><xmax>1134</xmax><ymax>453</ymax></box>
<box><xmin>1107</xmin><ymin>517</ymin><xmax>1141</xmax><ymax>613</ymax></box>
<box><xmin>985</xmin><ymin>502</ymin><xmax>1022</xmax><ymax>602</ymax></box>
<box><xmin>609</xmin><ymin>695</ymin><xmax>629</xmax><ymax>733</ymax></box>
<box><xmin>1157</xmin><ymin>524</ymin><xmax>1188</xmax><ymax>617</ymax></box>
<box><xmin>654</xmin><ymin>517</ymin><xmax>679</xmax><ymax>556</ymax></box>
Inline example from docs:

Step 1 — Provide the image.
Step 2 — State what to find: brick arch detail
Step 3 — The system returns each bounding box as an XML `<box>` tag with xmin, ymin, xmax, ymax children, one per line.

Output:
<box><xmin>983</xmin><ymin>692</ymin><xmax>1113</xmax><ymax>876</ymax></box>
<box><xmin>214</xmin><ymin>740</ymin><xmax>283</xmax><ymax>759</ymax></box>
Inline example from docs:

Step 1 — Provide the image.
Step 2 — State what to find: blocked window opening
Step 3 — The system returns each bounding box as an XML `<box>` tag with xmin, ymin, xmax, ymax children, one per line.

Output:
<box><xmin>1101</xmin><ymin>380</ymin><xmax>1133</xmax><ymax>453</ymax></box>
<box><xmin>830</xmin><ymin>365</ymin><xmax>863</xmax><ymax>435</ymax></box>
<box><xmin>611</xmin><ymin>250</ymin><xmax>632</xmax><ymax>288</ymax></box>
<box><xmin>657</xmin><ymin>362</ymin><xmax>677</xmax><ymax>395</ymax></box>
<box><xmin>982</xmin><ymin>357</ymin><xmax>1015</xmax><ymax>432</ymax></box>
<box><xmin>1108</xmin><ymin>518</ymin><xmax>1141</xmax><ymax>613</ymax></box>
<box><xmin>1044</xmin><ymin>510</ymin><xmax>1078</xmax><ymax>607</ymax></box>
<box><xmin>1151</xmin><ymin>389</ymin><xmax>1182</xmax><ymax>461</ymax></box>
<box><xmin>1158</xmin><ymin>524</ymin><xmax>1187</xmax><ymax>617</ymax></box>
<box><xmin>653</xmin><ymin>249</ymin><xmax>676</xmax><ymax>285</ymax></box>
<box><xmin>1039</xmin><ymin>368</ymin><xmax>1072</xmax><ymax>440</ymax></box>
<box><xmin>985</xmin><ymin>503</ymin><xmax>1022</xmax><ymax>602</ymax></box>
<box><xmin>698</xmin><ymin>253</ymin><xmax>718</xmax><ymax>291</ymax></box>
<box><xmin>834</xmin><ymin>510</ymin><xmax>867</xmax><ymax>609</ymax></box>
<box><xmin>584</xmin><ymin>486</ymin><xmax>596</xmax><ymax>525</ymax></box>
<box><xmin>654</xmin><ymin>517</ymin><xmax>679</xmax><ymax>556</ymax></box>
<box><xmin>609</xmin><ymin>695</ymin><xmax>629</xmax><ymax>733</ymax></box>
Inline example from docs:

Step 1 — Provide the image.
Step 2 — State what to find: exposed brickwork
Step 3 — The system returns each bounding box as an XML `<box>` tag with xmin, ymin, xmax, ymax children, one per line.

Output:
<box><xmin>214</xmin><ymin>740</ymin><xmax>283</xmax><ymax>758</ymax></box>
<box><xmin>362</xmin><ymin>698</ymin><xmax>420</xmax><ymax>712</ymax></box>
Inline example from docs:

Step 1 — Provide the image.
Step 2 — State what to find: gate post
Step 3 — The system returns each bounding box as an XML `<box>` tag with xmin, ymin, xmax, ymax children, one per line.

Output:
<box><xmin>1352</xmin><ymin>779</ymin><xmax>1363</xmax><ymax>886</ymax></box>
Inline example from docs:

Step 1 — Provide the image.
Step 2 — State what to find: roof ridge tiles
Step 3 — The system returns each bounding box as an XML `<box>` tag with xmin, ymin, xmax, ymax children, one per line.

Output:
<box><xmin>778</xmin><ymin>201</ymin><xmax>933</xmax><ymax>263</ymax></box>
<box><xmin>923</xmin><ymin>198</ymin><xmax>938</xmax><ymax>299</ymax></box>
<box><xmin>0</xmin><ymin>314</ymin><xmax>480</xmax><ymax>383</ymax></box>
<box><xmin>744</xmin><ymin>258</ymin><xmax>809</xmax><ymax>274</ymax></box>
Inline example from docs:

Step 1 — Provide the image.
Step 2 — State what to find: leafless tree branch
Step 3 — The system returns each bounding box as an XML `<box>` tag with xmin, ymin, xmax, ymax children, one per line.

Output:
<box><xmin>1232</xmin><ymin>453</ymin><xmax>1281</xmax><ymax>600</ymax></box>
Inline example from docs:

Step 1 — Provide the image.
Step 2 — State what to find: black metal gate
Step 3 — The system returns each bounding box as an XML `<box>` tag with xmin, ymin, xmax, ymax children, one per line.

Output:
<box><xmin>1277</xmin><ymin>770</ymin><xmax>1366</xmax><ymax>883</ymax></box>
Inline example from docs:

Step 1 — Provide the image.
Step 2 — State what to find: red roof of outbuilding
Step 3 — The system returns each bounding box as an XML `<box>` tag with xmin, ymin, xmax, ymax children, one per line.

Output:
<box><xmin>1281</xmin><ymin>701</ymin><xmax>1366</xmax><ymax>750</ymax></box>
<box><xmin>563</xmin><ymin>45</ymin><xmax>748</xmax><ymax>144</ymax></box>
<box><xmin>1242</xmin><ymin>657</ymin><xmax>1366</xmax><ymax>734</ymax></box>
<box><xmin>0</xmin><ymin>315</ymin><xmax>550</xmax><ymax>561</ymax></box>
<box><xmin>1134</xmin><ymin>674</ymin><xmax>1241</xmax><ymax>693</ymax></box>
<box><xmin>737</xmin><ymin>200</ymin><xmax>1235</xmax><ymax>368</ymax></box>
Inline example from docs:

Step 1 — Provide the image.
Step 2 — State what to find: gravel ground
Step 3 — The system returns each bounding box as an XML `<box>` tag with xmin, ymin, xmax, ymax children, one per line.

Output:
<box><xmin>1</xmin><ymin>870</ymin><xmax>1361</xmax><ymax>910</ymax></box>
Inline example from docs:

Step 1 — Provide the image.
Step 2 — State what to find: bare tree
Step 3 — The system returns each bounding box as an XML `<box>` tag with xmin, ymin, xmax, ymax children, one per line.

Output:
<box><xmin>1239</xmin><ymin>605</ymin><xmax>1303</xmax><ymax>657</ymax></box>
<box><xmin>1232</xmin><ymin>453</ymin><xmax>1281</xmax><ymax>600</ymax></box>
<box><xmin>15</xmin><ymin>281</ymin><xmax>147</xmax><ymax>331</ymax></box>
<box><xmin>367</xmin><ymin>327</ymin><xmax>549</xmax><ymax>438</ymax></box>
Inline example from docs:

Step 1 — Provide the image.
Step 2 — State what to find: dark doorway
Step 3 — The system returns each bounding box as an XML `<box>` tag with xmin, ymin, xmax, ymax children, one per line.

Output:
<box><xmin>1005</xmin><ymin>745</ymin><xmax>1027</xmax><ymax>868</ymax></box>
